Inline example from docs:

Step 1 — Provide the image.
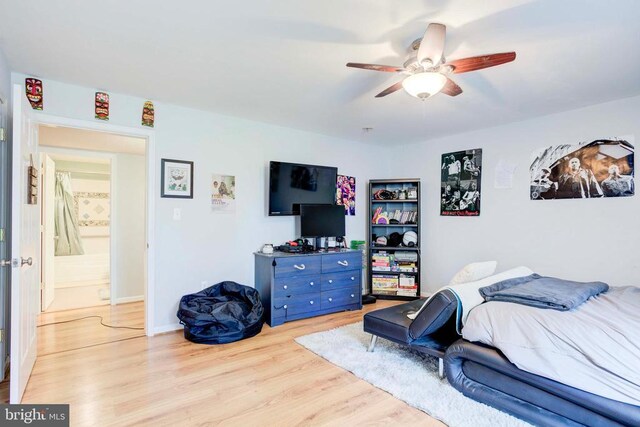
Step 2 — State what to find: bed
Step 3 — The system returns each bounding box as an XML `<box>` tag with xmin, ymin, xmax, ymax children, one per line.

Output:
<box><xmin>364</xmin><ymin>269</ymin><xmax>640</xmax><ymax>426</ymax></box>
<box><xmin>447</xmin><ymin>283</ymin><xmax>640</xmax><ymax>426</ymax></box>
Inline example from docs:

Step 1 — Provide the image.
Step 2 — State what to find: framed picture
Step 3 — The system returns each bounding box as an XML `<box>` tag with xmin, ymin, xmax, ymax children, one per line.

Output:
<box><xmin>161</xmin><ymin>159</ymin><xmax>194</xmax><ymax>198</ymax></box>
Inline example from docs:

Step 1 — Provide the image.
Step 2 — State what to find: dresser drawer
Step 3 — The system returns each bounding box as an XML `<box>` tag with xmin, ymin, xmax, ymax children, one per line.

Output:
<box><xmin>321</xmin><ymin>286</ymin><xmax>360</xmax><ymax>310</ymax></box>
<box><xmin>321</xmin><ymin>252</ymin><xmax>362</xmax><ymax>273</ymax></box>
<box><xmin>322</xmin><ymin>270</ymin><xmax>361</xmax><ymax>291</ymax></box>
<box><xmin>274</xmin><ymin>256</ymin><xmax>321</xmax><ymax>278</ymax></box>
<box><xmin>273</xmin><ymin>275</ymin><xmax>320</xmax><ymax>297</ymax></box>
<box><xmin>273</xmin><ymin>293</ymin><xmax>321</xmax><ymax>317</ymax></box>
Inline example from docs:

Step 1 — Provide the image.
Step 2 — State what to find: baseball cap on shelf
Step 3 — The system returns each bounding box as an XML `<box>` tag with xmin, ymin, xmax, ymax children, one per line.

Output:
<box><xmin>402</xmin><ymin>231</ymin><xmax>418</xmax><ymax>247</ymax></box>
<box><xmin>374</xmin><ymin>236</ymin><xmax>388</xmax><ymax>246</ymax></box>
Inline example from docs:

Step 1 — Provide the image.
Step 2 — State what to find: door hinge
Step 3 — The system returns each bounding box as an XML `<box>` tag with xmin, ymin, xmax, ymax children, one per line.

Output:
<box><xmin>0</xmin><ymin>127</ymin><xmax>5</xmax><ymax>142</ymax></box>
<box><xmin>0</xmin><ymin>329</ymin><xmax>4</xmax><ymax>343</ymax></box>
<box><xmin>0</xmin><ymin>228</ymin><xmax>4</xmax><ymax>242</ymax></box>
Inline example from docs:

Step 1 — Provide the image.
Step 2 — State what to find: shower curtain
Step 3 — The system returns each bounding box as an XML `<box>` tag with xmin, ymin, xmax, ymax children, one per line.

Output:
<box><xmin>54</xmin><ymin>171</ymin><xmax>85</xmax><ymax>256</ymax></box>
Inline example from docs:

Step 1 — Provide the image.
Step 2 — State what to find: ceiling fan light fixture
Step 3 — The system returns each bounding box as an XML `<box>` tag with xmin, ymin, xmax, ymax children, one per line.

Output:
<box><xmin>402</xmin><ymin>72</ymin><xmax>447</xmax><ymax>99</ymax></box>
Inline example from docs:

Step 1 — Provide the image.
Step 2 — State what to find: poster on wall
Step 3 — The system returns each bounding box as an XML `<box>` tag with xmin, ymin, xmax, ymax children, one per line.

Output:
<box><xmin>25</xmin><ymin>78</ymin><xmax>43</xmax><ymax>110</ymax></box>
<box><xmin>212</xmin><ymin>174</ymin><xmax>236</xmax><ymax>213</ymax></box>
<box><xmin>530</xmin><ymin>138</ymin><xmax>634</xmax><ymax>200</ymax></box>
<box><xmin>95</xmin><ymin>92</ymin><xmax>110</xmax><ymax>121</ymax></box>
<box><xmin>336</xmin><ymin>175</ymin><xmax>356</xmax><ymax>215</ymax></box>
<box><xmin>441</xmin><ymin>148</ymin><xmax>482</xmax><ymax>216</ymax></box>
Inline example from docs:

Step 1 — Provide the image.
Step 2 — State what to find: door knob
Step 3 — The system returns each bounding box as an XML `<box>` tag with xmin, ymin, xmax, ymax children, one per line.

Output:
<box><xmin>21</xmin><ymin>257</ymin><xmax>33</xmax><ymax>267</ymax></box>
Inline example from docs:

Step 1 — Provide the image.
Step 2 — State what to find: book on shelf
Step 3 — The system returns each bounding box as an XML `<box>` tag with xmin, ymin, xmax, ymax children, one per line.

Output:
<box><xmin>397</xmin><ymin>290</ymin><xmax>418</xmax><ymax>297</ymax></box>
<box><xmin>372</xmin><ymin>274</ymin><xmax>398</xmax><ymax>294</ymax></box>
<box><xmin>371</xmin><ymin>209</ymin><xmax>417</xmax><ymax>225</ymax></box>
<box><xmin>398</xmin><ymin>274</ymin><xmax>415</xmax><ymax>288</ymax></box>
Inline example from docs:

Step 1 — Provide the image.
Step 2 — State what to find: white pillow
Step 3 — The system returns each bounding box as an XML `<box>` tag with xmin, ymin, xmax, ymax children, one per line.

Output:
<box><xmin>449</xmin><ymin>261</ymin><xmax>498</xmax><ymax>286</ymax></box>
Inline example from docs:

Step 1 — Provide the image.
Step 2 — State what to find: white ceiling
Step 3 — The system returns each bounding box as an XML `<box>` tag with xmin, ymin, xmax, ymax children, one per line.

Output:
<box><xmin>2</xmin><ymin>0</ymin><xmax>640</xmax><ymax>144</ymax></box>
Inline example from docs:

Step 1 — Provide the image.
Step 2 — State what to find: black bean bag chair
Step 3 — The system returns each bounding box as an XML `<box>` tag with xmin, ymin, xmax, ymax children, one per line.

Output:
<box><xmin>177</xmin><ymin>281</ymin><xmax>264</xmax><ymax>344</ymax></box>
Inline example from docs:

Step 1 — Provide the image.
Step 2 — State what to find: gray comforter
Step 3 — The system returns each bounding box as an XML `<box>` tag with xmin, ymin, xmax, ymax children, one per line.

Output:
<box><xmin>463</xmin><ymin>286</ymin><xmax>640</xmax><ymax>406</ymax></box>
<box><xmin>479</xmin><ymin>274</ymin><xmax>609</xmax><ymax>310</ymax></box>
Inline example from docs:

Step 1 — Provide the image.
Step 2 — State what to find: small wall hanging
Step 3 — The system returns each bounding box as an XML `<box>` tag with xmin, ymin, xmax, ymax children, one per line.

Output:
<box><xmin>530</xmin><ymin>138</ymin><xmax>634</xmax><ymax>200</ymax></box>
<box><xmin>211</xmin><ymin>174</ymin><xmax>236</xmax><ymax>213</ymax></box>
<box><xmin>27</xmin><ymin>154</ymin><xmax>38</xmax><ymax>204</ymax></box>
<box><xmin>25</xmin><ymin>78</ymin><xmax>43</xmax><ymax>110</ymax></box>
<box><xmin>336</xmin><ymin>175</ymin><xmax>356</xmax><ymax>215</ymax></box>
<box><xmin>441</xmin><ymin>148</ymin><xmax>482</xmax><ymax>216</ymax></box>
<box><xmin>95</xmin><ymin>92</ymin><xmax>110</xmax><ymax>120</ymax></box>
<box><xmin>142</xmin><ymin>101</ymin><xmax>155</xmax><ymax>127</ymax></box>
<box><xmin>161</xmin><ymin>159</ymin><xmax>193</xmax><ymax>198</ymax></box>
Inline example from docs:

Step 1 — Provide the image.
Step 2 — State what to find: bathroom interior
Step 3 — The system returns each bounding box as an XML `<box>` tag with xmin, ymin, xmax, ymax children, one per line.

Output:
<box><xmin>40</xmin><ymin>152</ymin><xmax>112</xmax><ymax>312</ymax></box>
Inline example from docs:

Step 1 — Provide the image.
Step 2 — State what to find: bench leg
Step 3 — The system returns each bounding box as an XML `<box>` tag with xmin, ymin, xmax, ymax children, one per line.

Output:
<box><xmin>438</xmin><ymin>358</ymin><xmax>444</xmax><ymax>379</ymax></box>
<box><xmin>367</xmin><ymin>335</ymin><xmax>378</xmax><ymax>352</ymax></box>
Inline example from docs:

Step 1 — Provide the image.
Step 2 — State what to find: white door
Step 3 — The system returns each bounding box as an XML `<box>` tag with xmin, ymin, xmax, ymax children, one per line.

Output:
<box><xmin>41</xmin><ymin>154</ymin><xmax>55</xmax><ymax>311</ymax></box>
<box><xmin>10</xmin><ymin>83</ymin><xmax>40</xmax><ymax>403</ymax></box>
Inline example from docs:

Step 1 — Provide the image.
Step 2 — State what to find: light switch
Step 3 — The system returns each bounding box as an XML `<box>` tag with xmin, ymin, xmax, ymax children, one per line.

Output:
<box><xmin>173</xmin><ymin>208</ymin><xmax>181</xmax><ymax>221</ymax></box>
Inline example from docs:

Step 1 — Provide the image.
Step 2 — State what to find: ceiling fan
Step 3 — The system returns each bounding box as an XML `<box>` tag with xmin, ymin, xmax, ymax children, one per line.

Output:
<box><xmin>346</xmin><ymin>23</ymin><xmax>516</xmax><ymax>99</ymax></box>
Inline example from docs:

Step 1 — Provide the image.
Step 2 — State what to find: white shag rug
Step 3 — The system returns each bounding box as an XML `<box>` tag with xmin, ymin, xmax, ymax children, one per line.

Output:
<box><xmin>295</xmin><ymin>322</ymin><xmax>529</xmax><ymax>427</ymax></box>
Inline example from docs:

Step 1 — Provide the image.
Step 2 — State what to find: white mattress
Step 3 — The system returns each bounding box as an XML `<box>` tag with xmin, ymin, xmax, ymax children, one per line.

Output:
<box><xmin>462</xmin><ymin>286</ymin><xmax>640</xmax><ymax>406</ymax></box>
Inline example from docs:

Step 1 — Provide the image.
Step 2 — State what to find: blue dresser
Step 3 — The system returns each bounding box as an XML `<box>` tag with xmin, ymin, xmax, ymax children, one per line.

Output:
<box><xmin>254</xmin><ymin>250</ymin><xmax>363</xmax><ymax>326</ymax></box>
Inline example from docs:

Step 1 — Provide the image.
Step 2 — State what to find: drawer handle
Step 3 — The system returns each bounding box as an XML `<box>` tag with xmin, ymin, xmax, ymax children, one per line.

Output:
<box><xmin>310</xmin><ymin>300</ymin><xmax>314</xmax><ymax>305</ymax></box>
<box><xmin>328</xmin><ymin>297</ymin><xmax>333</xmax><ymax>302</ymax></box>
<box><xmin>309</xmin><ymin>281</ymin><xmax>314</xmax><ymax>286</ymax></box>
<box><xmin>293</xmin><ymin>264</ymin><xmax>306</xmax><ymax>270</ymax></box>
<box><xmin>328</xmin><ymin>279</ymin><xmax>333</xmax><ymax>284</ymax></box>
<box><xmin>283</xmin><ymin>304</ymin><xmax>288</xmax><ymax>309</ymax></box>
<box><xmin>351</xmin><ymin>294</ymin><xmax>355</xmax><ymax>298</ymax></box>
<box><xmin>338</xmin><ymin>260</ymin><xmax>349</xmax><ymax>266</ymax></box>
<box><xmin>351</xmin><ymin>276</ymin><xmax>355</xmax><ymax>281</ymax></box>
<box><xmin>283</xmin><ymin>285</ymin><xmax>288</xmax><ymax>290</ymax></box>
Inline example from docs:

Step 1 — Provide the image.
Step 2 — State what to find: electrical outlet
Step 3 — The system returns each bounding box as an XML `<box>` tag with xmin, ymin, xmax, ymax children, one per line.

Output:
<box><xmin>173</xmin><ymin>208</ymin><xmax>181</xmax><ymax>221</ymax></box>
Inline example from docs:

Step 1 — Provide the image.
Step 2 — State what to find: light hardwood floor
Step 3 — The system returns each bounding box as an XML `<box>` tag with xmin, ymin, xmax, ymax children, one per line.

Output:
<box><xmin>4</xmin><ymin>301</ymin><xmax>444</xmax><ymax>426</ymax></box>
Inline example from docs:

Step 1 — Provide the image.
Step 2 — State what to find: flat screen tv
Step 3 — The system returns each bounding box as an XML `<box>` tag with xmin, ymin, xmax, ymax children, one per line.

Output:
<box><xmin>269</xmin><ymin>161</ymin><xmax>338</xmax><ymax>215</ymax></box>
<box><xmin>300</xmin><ymin>204</ymin><xmax>346</xmax><ymax>237</ymax></box>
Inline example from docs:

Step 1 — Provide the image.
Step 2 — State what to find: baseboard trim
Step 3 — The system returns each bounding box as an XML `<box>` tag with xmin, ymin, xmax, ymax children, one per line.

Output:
<box><xmin>153</xmin><ymin>323</ymin><xmax>182</xmax><ymax>335</ymax></box>
<box><xmin>115</xmin><ymin>295</ymin><xmax>144</xmax><ymax>304</ymax></box>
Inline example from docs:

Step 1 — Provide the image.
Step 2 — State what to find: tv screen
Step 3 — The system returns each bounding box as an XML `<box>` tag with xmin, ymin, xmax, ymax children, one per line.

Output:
<box><xmin>269</xmin><ymin>161</ymin><xmax>338</xmax><ymax>215</ymax></box>
<box><xmin>300</xmin><ymin>204</ymin><xmax>346</xmax><ymax>237</ymax></box>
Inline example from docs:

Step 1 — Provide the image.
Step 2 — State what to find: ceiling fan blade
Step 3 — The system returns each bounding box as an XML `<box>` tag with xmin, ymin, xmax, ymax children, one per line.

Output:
<box><xmin>448</xmin><ymin>52</ymin><xmax>516</xmax><ymax>74</ymax></box>
<box><xmin>375</xmin><ymin>81</ymin><xmax>404</xmax><ymax>98</ymax></box>
<box><xmin>441</xmin><ymin>77</ymin><xmax>462</xmax><ymax>96</ymax></box>
<box><xmin>417</xmin><ymin>23</ymin><xmax>446</xmax><ymax>66</ymax></box>
<box><xmin>346</xmin><ymin>62</ymin><xmax>405</xmax><ymax>73</ymax></box>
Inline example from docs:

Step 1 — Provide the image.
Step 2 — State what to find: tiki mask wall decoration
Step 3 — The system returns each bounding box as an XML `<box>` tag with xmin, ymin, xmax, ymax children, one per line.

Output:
<box><xmin>25</xmin><ymin>78</ymin><xmax>43</xmax><ymax>110</ymax></box>
<box><xmin>95</xmin><ymin>92</ymin><xmax>110</xmax><ymax>120</ymax></box>
<box><xmin>142</xmin><ymin>101</ymin><xmax>155</xmax><ymax>127</ymax></box>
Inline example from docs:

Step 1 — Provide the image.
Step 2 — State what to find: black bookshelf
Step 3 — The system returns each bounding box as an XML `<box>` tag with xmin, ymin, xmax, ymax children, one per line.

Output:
<box><xmin>368</xmin><ymin>179</ymin><xmax>421</xmax><ymax>300</ymax></box>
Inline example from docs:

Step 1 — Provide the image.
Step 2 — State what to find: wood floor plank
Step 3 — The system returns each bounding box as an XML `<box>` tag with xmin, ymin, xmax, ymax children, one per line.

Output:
<box><xmin>1</xmin><ymin>300</ymin><xmax>444</xmax><ymax>426</ymax></box>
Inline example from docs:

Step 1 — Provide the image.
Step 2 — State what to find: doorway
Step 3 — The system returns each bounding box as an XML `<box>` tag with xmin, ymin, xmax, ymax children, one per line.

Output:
<box><xmin>36</xmin><ymin>125</ymin><xmax>147</xmax><ymax>352</ymax></box>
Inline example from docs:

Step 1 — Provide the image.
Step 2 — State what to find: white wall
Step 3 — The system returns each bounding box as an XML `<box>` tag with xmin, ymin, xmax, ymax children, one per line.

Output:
<box><xmin>403</xmin><ymin>95</ymin><xmax>640</xmax><ymax>293</ymax></box>
<box><xmin>15</xmin><ymin>73</ymin><xmax>387</xmax><ymax>331</ymax></box>
<box><xmin>114</xmin><ymin>153</ymin><xmax>145</xmax><ymax>300</ymax></box>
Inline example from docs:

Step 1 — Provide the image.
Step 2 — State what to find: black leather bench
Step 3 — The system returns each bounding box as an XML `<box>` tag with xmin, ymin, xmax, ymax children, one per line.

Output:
<box><xmin>363</xmin><ymin>290</ymin><xmax>459</xmax><ymax>378</ymax></box>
